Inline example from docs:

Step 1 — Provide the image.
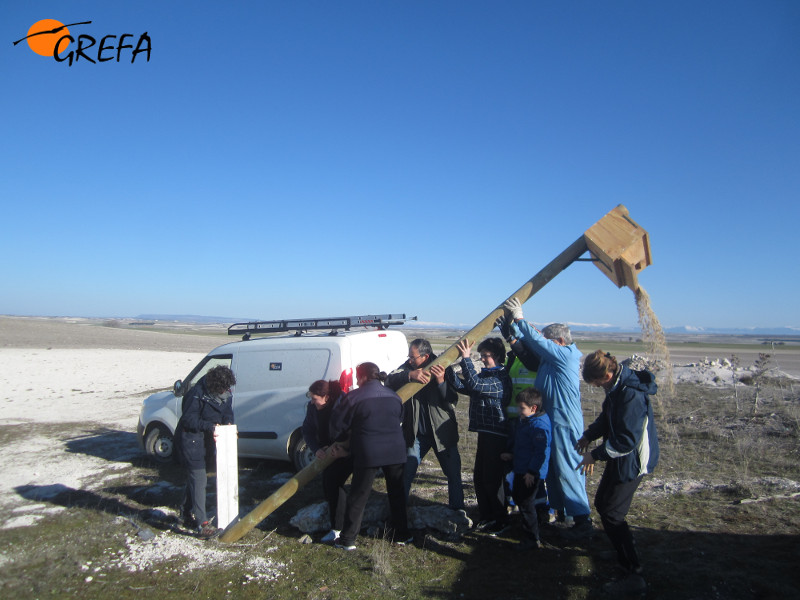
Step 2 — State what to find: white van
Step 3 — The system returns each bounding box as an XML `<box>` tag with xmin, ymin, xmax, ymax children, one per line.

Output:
<box><xmin>136</xmin><ymin>315</ymin><xmax>410</xmax><ymax>470</ymax></box>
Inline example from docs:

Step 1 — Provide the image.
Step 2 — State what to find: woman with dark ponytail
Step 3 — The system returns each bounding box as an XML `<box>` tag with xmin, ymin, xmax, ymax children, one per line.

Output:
<box><xmin>329</xmin><ymin>362</ymin><xmax>410</xmax><ymax>549</ymax></box>
<box><xmin>576</xmin><ymin>350</ymin><xmax>660</xmax><ymax>596</ymax></box>
<box><xmin>302</xmin><ymin>378</ymin><xmax>353</xmax><ymax>543</ymax></box>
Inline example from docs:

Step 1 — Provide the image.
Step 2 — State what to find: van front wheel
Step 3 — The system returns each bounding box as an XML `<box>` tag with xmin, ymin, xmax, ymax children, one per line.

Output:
<box><xmin>289</xmin><ymin>430</ymin><xmax>314</xmax><ymax>472</ymax></box>
<box><xmin>145</xmin><ymin>425</ymin><xmax>175</xmax><ymax>463</ymax></box>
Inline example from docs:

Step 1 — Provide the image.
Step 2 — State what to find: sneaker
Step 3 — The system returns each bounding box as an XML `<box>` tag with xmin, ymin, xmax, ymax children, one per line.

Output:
<box><xmin>484</xmin><ymin>521</ymin><xmax>510</xmax><ymax>537</ymax></box>
<box><xmin>198</xmin><ymin>521</ymin><xmax>220</xmax><ymax>540</ymax></box>
<box><xmin>516</xmin><ymin>538</ymin><xmax>542</xmax><ymax>551</ymax></box>
<box><xmin>393</xmin><ymin>535</ymin><xmax>414</xmax><ymax>546</ymax></box>
<box><xmin>602</xmin><ymin>573</ymin><xmax>646</xmax><ymax>595</ymax></box>
<box><xmin>320</xmin><ymin>529</ymin><xmax>340</xmax><ymax>543</ymax></box>
<box><xmin>561</xmin><ymin>519</ymin><xmax>594</xmax><ymax>540</ymax></box>
<box><xmin>334</xmin><ymin>538</ymin><xmax>357</xmax><ymax>551</ymax></box>
<box><xmin>542</xmin><ymin>514</ymin><xmax>570</xmax><ymax>530</ymax></box>
<box><xmin>472</xmin><ymin>519</ymin><xmax>495</xmax><ymax>532</ymax></box>
<box><xmin>181</xmin><ymin>515</ymin><xmax>198</xmax><ymax>530</ymax></box>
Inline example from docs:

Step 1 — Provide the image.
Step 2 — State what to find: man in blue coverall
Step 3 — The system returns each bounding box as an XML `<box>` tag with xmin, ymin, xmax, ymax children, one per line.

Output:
<box><xmin>502</xmin><ymin>297</ymin><xmax>593</xmax><ymax>537</ymax></box>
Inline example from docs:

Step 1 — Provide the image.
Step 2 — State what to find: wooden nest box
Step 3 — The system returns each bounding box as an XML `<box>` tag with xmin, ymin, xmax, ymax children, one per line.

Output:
<box><xmin>583</xmin><ymin>205</ymin><xmax>652</xmax><ymax>291</ymax></box>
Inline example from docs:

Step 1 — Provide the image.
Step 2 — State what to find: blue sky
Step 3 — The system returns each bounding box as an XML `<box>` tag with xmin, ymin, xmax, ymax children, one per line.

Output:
<box><xmin>2</xmin><ymin>1</ymin><xmax>798</xmax><ymax>330</ymax></box>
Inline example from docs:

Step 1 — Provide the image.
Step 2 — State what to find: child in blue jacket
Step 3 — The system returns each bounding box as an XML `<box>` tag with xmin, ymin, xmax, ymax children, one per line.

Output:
<box><xmin>501</xmin><ymin>387</ymin><xmax>551</xmax><ymax>550</ymax></box>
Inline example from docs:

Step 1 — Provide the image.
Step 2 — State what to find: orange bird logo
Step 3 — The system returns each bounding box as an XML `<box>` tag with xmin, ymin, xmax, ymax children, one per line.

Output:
<box><xmin>14</xmin><ymin>19</ymin><xmax>92</xmax><ymax>56</ymax></box>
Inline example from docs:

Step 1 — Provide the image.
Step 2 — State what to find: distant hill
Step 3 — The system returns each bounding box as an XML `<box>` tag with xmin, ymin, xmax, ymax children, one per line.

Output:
<box><xmin>662</xmin><ymin>325</ymin><xmax>800</xmax><ymax>336</ymax></box>
<box><xmin>571</xmin><ymin>324</ymin><xmax>800</xmax><ymax>336</ymax></box>
<box><xmin>135</xmin><ymin>315</ymin><xmax>799</xmax><ymax>338</ymax></box>
<box><xmin>134</xmin><ymin>314</ymin><xmax>255</xmax><ymax>324</ymax></box>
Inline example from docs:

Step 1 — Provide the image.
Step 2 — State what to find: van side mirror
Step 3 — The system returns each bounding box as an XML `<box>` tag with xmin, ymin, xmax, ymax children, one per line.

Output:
<box><xmin>173</xmin><ymin>380</ymin><xmax>183</xmax><ymax>396</ymax></box>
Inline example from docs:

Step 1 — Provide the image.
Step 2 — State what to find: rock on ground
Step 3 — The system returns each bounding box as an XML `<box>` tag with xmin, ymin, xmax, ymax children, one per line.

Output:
<box><xmin>289</xmin><ymin>499</ymin><xmax>472</xmax><ymax>536</ymax></box>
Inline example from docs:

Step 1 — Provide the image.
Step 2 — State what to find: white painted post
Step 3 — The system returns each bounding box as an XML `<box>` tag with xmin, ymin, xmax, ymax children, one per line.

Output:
<box><xmin>215</xmin><ymin>424</ymin><xmax>239</xmax><ymax>530</ymax></box>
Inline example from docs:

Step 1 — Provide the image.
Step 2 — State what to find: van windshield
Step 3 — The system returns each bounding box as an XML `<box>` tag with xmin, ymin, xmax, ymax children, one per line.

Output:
<box><xmin>183</xmin><ymin>354</ymin><xmax>233</xmax><ymax>394</ymax></box>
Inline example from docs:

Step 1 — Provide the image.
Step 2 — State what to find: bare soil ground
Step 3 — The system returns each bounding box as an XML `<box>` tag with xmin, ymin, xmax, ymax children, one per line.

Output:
<box><xmin>1</xmin><ymin>316</ymin><xmax>799</xmax><ymax>599</ymax></box>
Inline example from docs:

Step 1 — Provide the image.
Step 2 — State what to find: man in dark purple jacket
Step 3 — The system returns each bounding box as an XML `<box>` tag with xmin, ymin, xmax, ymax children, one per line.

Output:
<box><xmin>329</xmin><ymin>362</ymin><xmax>410</xmax><ymax>549</ymax></box>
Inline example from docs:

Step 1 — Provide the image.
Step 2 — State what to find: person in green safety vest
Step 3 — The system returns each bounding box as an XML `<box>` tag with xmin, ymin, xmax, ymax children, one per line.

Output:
<box><xmin>507</xmin><ymin>350</ymin><xmax>539</xmax><ymax>419</ymax></box>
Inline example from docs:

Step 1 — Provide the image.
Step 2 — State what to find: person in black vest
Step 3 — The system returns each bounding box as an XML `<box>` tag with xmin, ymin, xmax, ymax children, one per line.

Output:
<box><xmin>329</xmin><ymin>362</ymin><xmax>410</xmax><ymax>549</ymax></box>
<box><xmin>175</xmin><ymin>365</ymin><xmax>235</xmax><ymax>539</ymax></box>
<box><xmin>302</xmin><ymin>378</ymin><xmax>353</xmax><ymax>543</ymax></box>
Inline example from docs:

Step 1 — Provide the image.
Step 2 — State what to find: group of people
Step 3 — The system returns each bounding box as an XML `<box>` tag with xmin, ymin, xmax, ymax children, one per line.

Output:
<box><xmin>174</xmin><ymin>296</ymin><xmax>659</xmax><ymax>594</ymax></box>
<box><xmin>503</xmin><ymin>297</ymin><xmax>660</xmax><ymax>595</ymax></box>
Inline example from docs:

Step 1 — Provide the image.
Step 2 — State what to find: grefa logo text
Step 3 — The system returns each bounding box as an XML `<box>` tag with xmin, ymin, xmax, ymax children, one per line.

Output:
<box><xmin>14</xmin><ymin>19</ymin><xmax>151</xmax><ymax>66</ymax></box>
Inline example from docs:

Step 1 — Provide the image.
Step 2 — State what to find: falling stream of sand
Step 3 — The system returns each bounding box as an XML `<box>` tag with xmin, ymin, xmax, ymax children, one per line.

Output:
<box><xmin>634</xmin><ymin>285</ymin><xmax>674</xmax><ymax>406</ymax></box>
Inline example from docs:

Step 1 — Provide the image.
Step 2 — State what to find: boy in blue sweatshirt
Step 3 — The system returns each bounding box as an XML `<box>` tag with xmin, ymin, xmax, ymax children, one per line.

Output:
<box><xmin>501</xmin><ymin>387</ymin><xmax>552</xmax><ymax>550</ymax></box>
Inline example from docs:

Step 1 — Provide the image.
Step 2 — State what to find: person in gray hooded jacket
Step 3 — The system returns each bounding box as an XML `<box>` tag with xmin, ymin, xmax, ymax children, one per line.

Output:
<box><xmin>386</xmin><ymin>338</ymin><xmax>464</xmax><ymax>510</ymax></box>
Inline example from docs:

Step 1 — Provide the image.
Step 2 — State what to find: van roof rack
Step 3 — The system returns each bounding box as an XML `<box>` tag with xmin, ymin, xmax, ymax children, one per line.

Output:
<box><xmin>228</xmin><ymin>314</ymin><xmax>416</xmax><ymax>339</ymax></box>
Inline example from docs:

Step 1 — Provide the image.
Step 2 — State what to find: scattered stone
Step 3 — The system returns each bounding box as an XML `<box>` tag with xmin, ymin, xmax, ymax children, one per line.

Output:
<box><xmin>268</xmin><ymin>473</ymin><xmax>294</xmax><ymax>485</ymax></box>
<box><xmin>289</xmin><ymin>499</ymin><xmax>472</xmax><ymax>536</ymax></box>
<box><xmin>624</xmin><ymin>354</ymin><xmax>668</xmax><ymax>372</ymax></box>
<box><xmin>289</xmin><ymin>502</ymin><xmax>329</xmax><ymax>532</ymax></box>
<box><xmin>100</xmin><ymin>530</ymin><xmax>285</xmax><ymax>581</ymax></box>
<box><xmin>409</xmin><ymin>505</ymin><xmax>472</xmax><ymax>534</ymax></box>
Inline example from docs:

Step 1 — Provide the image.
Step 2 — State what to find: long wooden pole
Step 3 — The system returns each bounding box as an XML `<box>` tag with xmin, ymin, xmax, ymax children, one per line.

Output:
<box><xmin>219</xmin><ymin>235</ymin><xmax>589</xmax><ymax>543</ymax></box>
